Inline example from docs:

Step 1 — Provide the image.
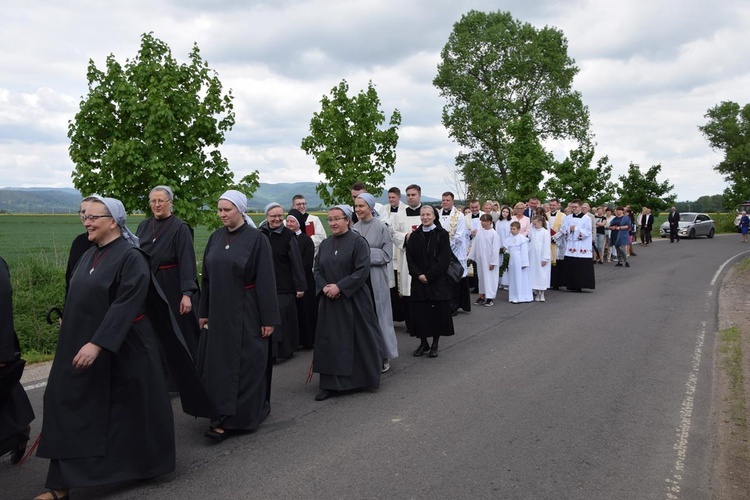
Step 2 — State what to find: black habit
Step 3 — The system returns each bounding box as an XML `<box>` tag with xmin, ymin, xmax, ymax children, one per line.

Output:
<box><xmin>259</xmin><ymin>223</ymin><xmax>306</xmax><ymax>359</ymax></box>
<box><xmin>136</xmin><ymin>215</ymin><xmax>201</xmax><ymax>358</ymax></box>
<box><xmin>199</xmin><ymin>223</ymin><xmax>280</xmax><ymax>431</ymax></box>
<box><xmin>406</xmin><ymin>226</ymin><xmax>455</xmax><ymax>339</ymax></box>
<box><xmin>313</xmin><ymin>230</ymin><xmax>381</xmax><ymax>392</ymax></box>
<box><xmin>293</xmin><ymin>231</ymin><xmax>318</xmax><ymax>349</ymax></box>
<box><xmin>37</xmin><ymin>237</ymin><xmax>212</xmax><ymax>489</ymax></box>
<box><xmin>0</xmin><ymin>257</ymin><xmax>34</xmax><ymax>461</ymax></box>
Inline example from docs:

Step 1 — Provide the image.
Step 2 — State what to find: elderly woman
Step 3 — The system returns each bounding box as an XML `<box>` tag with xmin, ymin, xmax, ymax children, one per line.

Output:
<box><xmin>35</xmin><ymin>196</ymin><xmax>210</xmax><ymax>500</ymax></box>
<box><xmin>199</xmin><ymin>190</ymin><xmax>279</xmax><ymax>441</ymax></box>
<box><xmin>259</xmin><ymin>202</ymin><xmax>306</xmax><ymax>361</ymax></box>
<box><xmin>136</xmin><ymin>186</ymin><xmax>201</xmax><ymax>365</ymax></box>
<box><xmin>353</xmin><ymin>193</ymin><xmax>398</xmax><ymax>372</ymax></box>
<box><xmin>312</xmin><ymin>205</ymin><xmax>381</xmax><ymax>401</ymax></box>
<box><xmin>286</xmin><ymin>209</ymin><xmax>317</xmax><ymax>349</ymax></box>
<box><xmin>406</xmin><ymin>205</ymin><xmax>454</xmax><ymax>358</ymax></box>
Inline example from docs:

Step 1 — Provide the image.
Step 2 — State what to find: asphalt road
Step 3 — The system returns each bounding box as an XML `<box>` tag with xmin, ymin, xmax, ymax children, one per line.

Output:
<box><xmin>5</xmin><ymin>234</ymin><xmax>750</xmax><ymax>499</ymax></box>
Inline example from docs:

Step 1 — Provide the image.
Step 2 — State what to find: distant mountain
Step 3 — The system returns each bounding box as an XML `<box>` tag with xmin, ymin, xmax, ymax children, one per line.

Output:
<box><xmin>0</xmin><ymin>183</ymin><xmax>439</xmax><ymax>213</ymax></box>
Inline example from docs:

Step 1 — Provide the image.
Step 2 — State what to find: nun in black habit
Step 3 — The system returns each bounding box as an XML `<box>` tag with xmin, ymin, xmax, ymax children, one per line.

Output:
<box><xmin>199</xmin><ymin>190</ymin><xmax>280</xmax><ymax>441</ymax></box>
<box><xmin>36</xmin><ymin>196</ymin><xmax>213</xmax><ymax>500</ymax></box>
<box><xmin>312</xmin><ymin>205</ymin><xmax>381</xmax><ymax>401</ymax></box>
<box><xmin>136</xmin><ymin>186</ymin><xmax>201</xmax><ymax>359</ymax></box>
<box><xmin>0</xmin><ymin>256</ymin><xmax>34</xmax><ymax>465</ymax></box>
<box><xmin>259</xmin><ymin>202</ymin><xmax>306</xmax><ymax>361</ymax></box>
<box><xmin>286</xmin><ymin>209</ymin><xmax>317</xmax><ymax>349</ymax></box>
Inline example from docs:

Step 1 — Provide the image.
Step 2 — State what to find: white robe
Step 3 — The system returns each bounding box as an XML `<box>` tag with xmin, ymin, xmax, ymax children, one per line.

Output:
<box><xmin>439</xmin><ymin>207</ymin><xmax>468</xmax><ymax>278</ymax></box>
<box><xmin>561</xmin><ymin>213</ymin><xmax>593</xmax><ymax>259</ymax></box>
<box><xmin>468</xmin><ymin>228</ymin><xmax>500</xmax><ymax>299</ymax></box>
<box><xmin>528</xmin><ymin>226</ymin><xmax>551</xmax><ymax>291</ymax></box>
<box><xmin>303</xmin><ymin>213</ymin><xmax>327</xmax><ymax>257</ymax></box>
<box><xmin>496</xmin><ymin>219</ymin><xmax>511</xmax><ymax>287</ymax></box>
<box><xmin>384</xmin><ymin>202</ymin><xmax>407</xmax><ymax>288</ymax></box>
<box><xmin>505</xmin><ymin>233</ymin><xmax>533</xmax><ymax>303</ymax></box>
<box><xmin>391</xmin><ymin>204</ymin><xmax>423</xmax><ymax>296</ymax></box>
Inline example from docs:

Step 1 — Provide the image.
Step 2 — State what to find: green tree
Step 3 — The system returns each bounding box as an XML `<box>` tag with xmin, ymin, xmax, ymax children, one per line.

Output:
<box><xmin>433</xmin><ymin>10</ymin><xmax>590</xmax><ymax>203</ymax></box>
<box><xmin>698</xmin><ymin>101</ymin><xmax>750</xmax><ymax>207</ymax></box>
<box><xmin>617</xmin><ymin>163</ymin><xmax>675</xmax><ymax>212</ymax></box>
<box><xmin>301</xmin><ymin>80</ymin><xmax>401</xmax><ymax>206</ymax></box>
<box><xmin>69</xmin><ymin>32</ymin><xmax>257</xmax><ymax>228</ymax></box>
<box><xmin>545</xmin><ymin>147</ymin><xmax>616</xmax><ymax>205</ymax></box>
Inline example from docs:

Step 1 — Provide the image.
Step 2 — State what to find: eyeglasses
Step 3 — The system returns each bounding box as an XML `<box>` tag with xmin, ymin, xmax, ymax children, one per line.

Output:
<box><xmin>80</xmin><ymin>214</ymin><xmax>113</xmax><ymax>222</ymax></box>
<box><xmin>149</xmin><ymin>199</ymin><xmax>170</xmax><ymax>205</ymax></box>
<box><xmin>326</xmin><ymin>217</ymin><xmax>348</xmax><ymax>223</ymax></box>
<box><xmin>267</xmin><ymin>214</ymin><xmax>285</xmax><ymax>219</ymax></box>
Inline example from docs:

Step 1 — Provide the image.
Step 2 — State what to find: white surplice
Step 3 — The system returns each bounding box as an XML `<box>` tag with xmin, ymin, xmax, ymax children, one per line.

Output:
<box><xmin>505</xmin><ymin>233</ymin><xmax>533</xmax><ymax>303</ymax></box>
<box><xmin>467</xmin><ymin>227</ymin><xmax>500</xmax><ymax>299</ymax></box>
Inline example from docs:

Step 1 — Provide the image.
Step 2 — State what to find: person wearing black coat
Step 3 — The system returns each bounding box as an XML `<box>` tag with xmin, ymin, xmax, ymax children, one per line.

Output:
<box><xmin>405</xmin><ymin>205</ymin><xmax>455</xmax><ymax>358</ymax></box>
<box><xmin>668</xmin><ymin>206</ymin><xmax>681</xmax><ymax>243</ymax></box>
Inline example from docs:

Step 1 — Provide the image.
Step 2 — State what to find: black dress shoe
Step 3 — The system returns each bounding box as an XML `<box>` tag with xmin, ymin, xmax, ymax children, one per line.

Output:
<box><xmin>315</xmin><ymin>389</ymin><xmax>333</xmax><ymax>401</ymax></box>
<box><xmin>413</xmin><ymin>343</ymin><xmax>430</xmax><ymax>357</ymax></box>
<box><xmin>428</xmin><ymin>347</ymin><xmax>439</xmax><ymax>358</ymax></box>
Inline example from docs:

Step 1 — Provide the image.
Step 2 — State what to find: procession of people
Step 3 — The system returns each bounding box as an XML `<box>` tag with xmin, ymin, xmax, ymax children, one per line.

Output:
<box><xmin>1</xmin><ymin>181</ymin><xmax>660</xmax><ymax>499</ymax></box>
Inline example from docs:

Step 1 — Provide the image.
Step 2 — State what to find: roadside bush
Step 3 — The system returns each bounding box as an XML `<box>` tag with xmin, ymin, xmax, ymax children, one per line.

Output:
<box><xmin>713</xmin><ymin>212</ymin><xmax>738</xmax><ymax>233</ymax></box>
<box><xmin>11</xmin><ymin>251</ymin><xmax>66</xmax><ymax>360</ymax></box>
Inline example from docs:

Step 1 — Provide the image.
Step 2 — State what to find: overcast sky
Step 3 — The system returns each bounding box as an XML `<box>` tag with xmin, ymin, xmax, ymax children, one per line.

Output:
<box><xmin>2</xmin><ymin>0</ymin><xmax>749</xmax><ymax>201</ymax></box>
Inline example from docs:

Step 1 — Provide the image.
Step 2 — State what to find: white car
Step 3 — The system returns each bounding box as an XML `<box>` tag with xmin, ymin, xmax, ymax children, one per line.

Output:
<box><xmin>660</xmin><ymin>212</ymin><xmax>715</xmax><ymax>239</ymax></box>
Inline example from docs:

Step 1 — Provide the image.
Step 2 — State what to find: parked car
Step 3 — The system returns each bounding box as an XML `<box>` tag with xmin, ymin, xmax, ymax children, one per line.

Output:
<box><xmin>733</xmin><ymin>202</ymin><xmax>750</xmax><ymax>231</ymax></box>
<box><xmin>660</xmin><ymin>212</ymin><xmax>715</xmax><ymax>239</ymax></box>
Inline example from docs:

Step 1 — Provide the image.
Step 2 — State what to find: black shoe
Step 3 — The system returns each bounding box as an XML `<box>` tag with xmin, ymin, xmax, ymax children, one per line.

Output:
<box><xmin>315</xmin><ymin>389</ymin><xmax>333</xmax><ymax>401</ymax></box>
<box><xmin>615</xmin><ymin>263</ymin><xmax>623</xmax><ymax>267</ymax></box>
<box><xmin>10</xmin><ymin>426</ymin><xmax>30</xmax><ymax>465</ymax></box>
<box><xmin>205</xmin><ymin>427</ymin><xmax>228</xmax><ymax>442</ymax></box>
<box><xmin>413</xmin><ymin>343</ymin><xmax>430</xmax><ymax>357</ymax></box>
<box><xmin>625</xmin><ymin>262</ymin><xmax>630</xmax><ymax>267</ymax></box>
<box><xmin>428</xmin><ymin>346</ymin><xmax>439</xmax><ymax>358</ymax></box>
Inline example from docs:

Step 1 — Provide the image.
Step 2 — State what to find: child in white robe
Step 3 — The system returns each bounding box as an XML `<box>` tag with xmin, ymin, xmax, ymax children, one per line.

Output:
<box><xmin>528</xmin><ymin>216</ymin><xmax>551</xmax><ymax>302</ymax></box>
<box><xmin>506</xmin><ymin>221</ymin><xmax>533</xmax><ymax>303</ymax></box>
<box><xmin>495</xmin><ymin>206</ymin><xmax>512</xmax><ymax>291</ymax></box>
<box><xmin>468</xmin><ymin>214</ymin><xmax>500</xmax><ymax>306</ymax></box>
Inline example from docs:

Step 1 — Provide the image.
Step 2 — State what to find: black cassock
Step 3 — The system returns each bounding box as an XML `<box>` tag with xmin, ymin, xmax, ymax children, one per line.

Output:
<box><xmin>0</xmin><ymin>256</ymin><xmax>34</xmax><ymax>459</ymax></box>
<box><xmin>294</xmin><ymin>231</ymin><xmax>318</xmax><ymax>349</ymax></box>
<box><xmin>136</xmin><ymin>215</ymin><xmax>201</xmax><ymax>358</ymax></box>
<box><xmin>313</xmin><ymin>230</ymin><xmax>381</xmax><ymax>391</ymax></box>
<box><xmin>37</xmin><ymin>237</ymin><xmax>213</xmax><ymax>489</ymax></box>
<box><xmin>199</xmin><ymin>223</ymin><xmax>279</xmax><ymax>430</ymax></box>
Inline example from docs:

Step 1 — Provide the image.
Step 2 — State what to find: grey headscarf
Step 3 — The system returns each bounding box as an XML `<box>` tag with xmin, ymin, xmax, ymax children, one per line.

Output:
<box><xmin>90</xmin><ymin>195</ymin><xmax>140</xmax><ymax>247</ymax></box>
<box><xmin>219</xmin><ymin>190</ymin><xmax>257</xmax><ymax>228</ymax></box>
<box><xmin>356</xmin><ymin>193</ymin><xmax>379</xmax><ymax>218</ymax></box>
<box><xmin>150</xmin><ymin>185</ymin><xmax>174</xmax><ymax>213</ymax></box>
<box><xmin>264</xmin><ymin>202</ymin><xmax>282</xmax><ymax>214</ymax></box>
<box><xmin>331</xmin><ymin>204</ymin><xmax>353</xmax><ymax>219</ymax></box>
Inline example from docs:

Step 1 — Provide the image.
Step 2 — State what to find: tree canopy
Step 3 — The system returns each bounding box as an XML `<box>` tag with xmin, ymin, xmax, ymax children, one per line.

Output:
<box><xmin>301</xmin><ymin>80</ymin><xmax>401</xmax><ymax>206</ymax></box>
<box><xmin>545</xmin><ymin>147</ymin><xmax>616</xmax><ymax>206</ymax></box>
<box><xmin>69</xmin><ymin>32</ymin><xmax>257</xmax><ymax>228</ymax></box>
<box><xmin>698</xmin><ymin>101</ymin><xmax>750</xmax><ymax>207</ymax></box>
<box><xmin>616</xmin><ymin>163</ymin><xmax>675</xmax><ymax>212</ymax></box>
<box><xmin>433</xmin><ymin>10</ymin><xmax>590</xmax><ymax>203</ymax></box>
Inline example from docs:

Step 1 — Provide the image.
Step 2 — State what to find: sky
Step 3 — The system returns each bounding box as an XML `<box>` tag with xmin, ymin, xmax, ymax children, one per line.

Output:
<box><xmin>2</xmin><ymin>0</ymin><xmax>749</xmax><ymax>202</ymax></box>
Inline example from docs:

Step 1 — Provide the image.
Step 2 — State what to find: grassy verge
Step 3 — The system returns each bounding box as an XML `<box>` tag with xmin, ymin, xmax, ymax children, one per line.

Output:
<box><xmin>719</xmin><ymin>326</ymin><xmax>748</xmax><ymax>430</ymax></box>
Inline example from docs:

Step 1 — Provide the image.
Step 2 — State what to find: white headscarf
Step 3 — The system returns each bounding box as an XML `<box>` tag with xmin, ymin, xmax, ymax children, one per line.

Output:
<box><xmin>219</xmin><ymin>190</ymin><xmax>256</xmax><ymax>228</ymax></box>
<box><xmin>150</xmin><ymin>185</ymin><xmax>174</xmax><ymax>213</ymax></box>
<box><xmin>90</xmin><ymin>195</ymin><xmax>140</xmax><ymax>246</ymax></box>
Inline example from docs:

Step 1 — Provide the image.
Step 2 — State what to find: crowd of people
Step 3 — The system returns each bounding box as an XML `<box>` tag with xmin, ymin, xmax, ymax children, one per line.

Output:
<box><xmin>2</xmin><ymin>183</ymin><xmax>661</xmax><ymax>499</ymax></box>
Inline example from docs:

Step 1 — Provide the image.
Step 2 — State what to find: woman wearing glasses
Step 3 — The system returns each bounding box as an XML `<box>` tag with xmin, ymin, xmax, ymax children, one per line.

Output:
<box><xmin>199</xmin><ymin>191</ymin><xmax>279</xmax><ymax>441</ymax></box>
<box><xmin>312</xmin><ymin>205</ymin><xmax>382</xmax><ymax>401</ymax></box>
<box><xmin>35</xmin><ymin>196</ymin><xmax>212</xmax><ymax>500</ymax></box>
<box><xmin>136</xmin><ymin>186</ymin><xmax>201</xmax><ymax>361</ymax></box>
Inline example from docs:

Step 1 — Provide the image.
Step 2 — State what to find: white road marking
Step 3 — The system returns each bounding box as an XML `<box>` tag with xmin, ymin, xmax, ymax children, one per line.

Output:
<box><xmin>710</xmin><ymin>250</ymin><xmax>750</xmax><ymax>286</ymax></box>
<box><xmin>24</xmin><ymin>381</ymin><xmax>47</xmax><ymax>392</ymax></box>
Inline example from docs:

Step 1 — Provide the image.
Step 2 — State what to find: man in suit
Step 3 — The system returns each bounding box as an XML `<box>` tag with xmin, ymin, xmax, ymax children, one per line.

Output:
<box><xmin>640</xmin><ymin>207</ymin><xmax>654</xmax><ymax>246</ymax></box>
<box><xmin>667</xmin><ymin>206</ymin><xmax>681</xmax><ymax>243</ymax></box>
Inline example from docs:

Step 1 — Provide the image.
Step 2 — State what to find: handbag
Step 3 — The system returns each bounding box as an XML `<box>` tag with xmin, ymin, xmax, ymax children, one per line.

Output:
<box><xmin>446</xmin><ymin>253</ymin><xmax>464</xmax><ymax>283</ymax></box>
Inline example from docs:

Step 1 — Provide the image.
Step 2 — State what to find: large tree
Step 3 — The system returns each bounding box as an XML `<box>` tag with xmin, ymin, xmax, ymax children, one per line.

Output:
<box><xmin>301</xmin><ymin>80</ymin><xmax>401</xmax><ymax>206</ymax></box>
<box><xmin>616</xmin><ymin>163</ymin><xmax>675</xmax><ymax>212</ymax></box>
<box><xmin>69</xmin><ymin>32</ymin><xmax>257</xmax><ymax>228</ymax></box>
<box><xmin>698</xmin><ymin>101</ymin><xmax>750</xmax><ymax>207</ymax></box>
<box><xmin>545</xmin><ymin>147</ymin><xmax>617</xmax><ymax>206</ymax></box>
<box><xmin>433</xmin><ymin>10</ymin><xmax>590</xmax><ymax>203</ymax></box>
